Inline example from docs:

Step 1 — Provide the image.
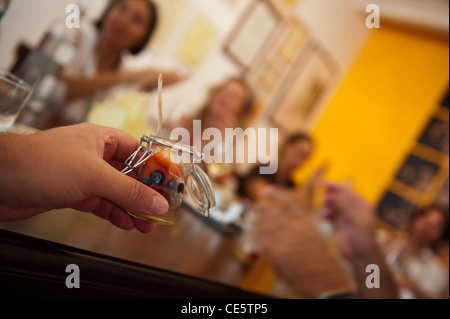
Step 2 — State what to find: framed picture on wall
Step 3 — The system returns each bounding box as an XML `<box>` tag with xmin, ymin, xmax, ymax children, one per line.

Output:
<box><xmin>377</xmin><ymin>191</ymin><xmax>417</xmax><ymax>230</ymax></box>
<box><xmin>223</xmin><ymin>0</ymin><xmax>282</xmax><ymax>71</ymax></box>
<box><xmin>249</xmin><ymin>58</ymin><xmax>284</xmax><ymax>97</ymax></box>
<box><xmin>269</xmin><ymin>43</ymin><xmax>337</xmax><ymax>134</ymax></box>
<box><xmin>418</xmin><ymin>117</ymin><xmax>449</xmax><ymax>155</ymax></box>
<box><xmin>395</xmin><ymin>155</ymin><xmax>441</xmax><ymax>193</ymax></box>
<box><xmin>244</xmin><ymin>18</ymin><xmax>310</xmax><ymax>107</ymax></box>
<box><xmin>435</xmin><ymin>176</ymin><xmax>449</xmax><ymax>207</ymax></box>
<box><xmin>276</xmin><ymin>19</ymin><xmax>309</xmax><ymax>65</ymax></box>
<box><xmin>441</xmin><ymin>89</ymin><xmax>449</xmax><ymax>109</ymax></box>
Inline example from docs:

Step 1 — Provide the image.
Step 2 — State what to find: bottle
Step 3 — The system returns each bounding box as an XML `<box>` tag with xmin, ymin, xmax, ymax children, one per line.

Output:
<box><xmin>13</xmin><ymin>4</ymin><xmax>83</xmax><ymax>125</ymax></box>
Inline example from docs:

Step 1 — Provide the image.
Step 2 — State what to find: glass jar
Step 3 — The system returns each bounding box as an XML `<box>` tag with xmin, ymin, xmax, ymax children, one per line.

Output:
<box><xmin>123</xmin><ymin>135</ymin><xmax>216</xmax><ymax>226</ymax></box>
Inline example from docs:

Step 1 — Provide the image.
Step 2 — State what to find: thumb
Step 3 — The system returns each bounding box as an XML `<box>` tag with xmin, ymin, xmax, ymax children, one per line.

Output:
<box><xmin>92</xmin><ymin>165</ymin><xmax>169</xmax><ymax>216</ymax></box>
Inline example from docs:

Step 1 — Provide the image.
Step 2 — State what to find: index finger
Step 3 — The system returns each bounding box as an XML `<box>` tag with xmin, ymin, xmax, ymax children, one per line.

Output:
<box><xmin>319</xmin><ymin>180</ymin><xmax>344</xmax><ymax>192</ymax></box>
<box><xmin>102</xmin><ymin>128</ymin><xmax>141</xmax><ymax>163</ymax></box>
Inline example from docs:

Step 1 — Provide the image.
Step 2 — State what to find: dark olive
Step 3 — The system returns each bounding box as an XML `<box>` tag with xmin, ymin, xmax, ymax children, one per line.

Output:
<box><xmin>150</xmin><ymin>170</ymin><xmax>165</xmax><ymax>185</ymax></box>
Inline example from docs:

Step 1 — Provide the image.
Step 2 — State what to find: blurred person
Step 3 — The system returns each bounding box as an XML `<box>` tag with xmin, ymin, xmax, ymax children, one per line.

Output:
<box><xmin>239</xmin><ymin>133</ymin><xmax>314</xmax><ymax>202</ymax></box>
<box><xmin>1</xmin><ymin>0</ymin><xmax>169</xmax><ymax>233</ymax></box>
<box><xmin>18</xmin><ymin>0</ymin><xmax>185</xmax><ymax>129</ymax></box>
<box><xmin>175</xmin><ymin>77</ymin><xmax>255</xmax><ymax>143</ymax></box>
<box><xmin>170</xmin><ymin>77</ymin><xmax>255</xmax><ymax>185</ymax></box>
<box><xmin>320</xmin><ymin>181</ymin><xmax>400</xmax><ymax>299</ymax></box>
<box><xmin>254</xmin><ymin>181</ymin><xmax>399</xmax><ymax>299</ymax></box>
<box><xmin>378</xmin><ymin>205</ymin><xmax>449</xmax><ymax>299</ymax></box>
<box><xmin>0</xmin><ymin>123</ymin><xmax>169</xmax><ymax>233</ymax></box>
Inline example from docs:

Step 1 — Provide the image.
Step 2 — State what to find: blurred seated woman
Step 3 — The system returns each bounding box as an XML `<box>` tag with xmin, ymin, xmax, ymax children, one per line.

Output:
<box><xmin>176</xmin><ymin>77</ymin><xmax>255</xmax><ymax>142</ymax></box>
<box><xmin>171</xmin><ymin>77</ymin><xmax>255</xmax><ymax>184</ymax></box>
<box><xmin>239</xmin><ymin>133</ymin><xmax>314</xmax><ymax>202</ymax></box>
<box><xmin>22</xmin><ymin>0</ymin><xmax>184</xmax><ymax>129</ymax></box>
<box><xmin>378</xmin><ymin>205</ymin><xmax>449</xmax><ymax>299</ymax></box>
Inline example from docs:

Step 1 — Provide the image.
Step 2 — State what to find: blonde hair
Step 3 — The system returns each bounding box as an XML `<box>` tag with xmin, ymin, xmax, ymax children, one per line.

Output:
<box><xmin>197</xmin><ymin>77</ymin><xmax>255</xmax><ymax>126</ymax></box>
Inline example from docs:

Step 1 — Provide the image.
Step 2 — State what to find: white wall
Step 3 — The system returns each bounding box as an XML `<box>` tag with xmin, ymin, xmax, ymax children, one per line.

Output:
<box><xmin>132</xmin><ymin>0</ymin><xmax>252</xmax><ymax>118</ymax></box>
<box><xmin>0</xmin><ymin>0</ymin><xmax>372</xmax><ymax>120</ymax></box>
<box><xmin>290</xmin><ymin>0</ymin><xmax>372</xmax><ymax>132</ymax></box>
<box><xmin>0</xmin><ymin>0</ymin><xmax>107</xmax><ymax>68</ymax></box>
<box><xmin>355</xmin><ymin>0</ymin><xmax>449</xmax><ymax>33</ymax></box>
<box><xmin>297</xmin><ymin>0</ymin><xmax>371</xmax><ymax>71</ymax></box>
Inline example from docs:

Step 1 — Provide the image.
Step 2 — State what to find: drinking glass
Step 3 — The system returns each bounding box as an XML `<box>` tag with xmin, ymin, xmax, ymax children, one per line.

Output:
<box><xmin>0</xmin><ymin>67</ymin><xmax>33</xmax><ymax>133</ymax></box>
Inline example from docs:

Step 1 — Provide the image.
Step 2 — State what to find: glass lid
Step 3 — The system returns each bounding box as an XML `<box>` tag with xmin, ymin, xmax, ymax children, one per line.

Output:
<box><xmin>186</xmin><ymin>164</ymin><xmax>216</xmax><ymax>219</ymax></box>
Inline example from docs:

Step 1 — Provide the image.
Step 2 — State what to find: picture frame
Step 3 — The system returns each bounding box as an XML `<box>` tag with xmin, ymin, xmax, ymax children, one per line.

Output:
<box><xmin>223</xmin><ymin>0</ymin><xmax>282</xmax><ymax>72</ymax></box>
<box><xmin>250</xmin><ymin>58</ymin><xmax>284</xmax><ymax>96</ymax></box>
<box><xmin>269</xmin><ymin>43</ymin><xmax>337</xmax><ymax>134</ymax></box>
<box><xmin>244</xmin><ymin>18</ymin><xmax>310</xmax><ymax>107</ymax></box>
<box><xmin>281</xmin><ymin>0</ymin><xmax>299</xmax><ymax>7</ymax></box>
<box><xmin>418</xmin><ymin>117</ymin><xmax>449</xmax><ymax>155</ymax></box>
<box><xmin>435</xmin><ymin>176</ymin><xmax>449</xmax><ymax>207</ymax></box>
<box><xmin>277</xmin><ymin>19</ymin><xmax>309</xmax><ymax>65</ymax></box>
<box><xmin>176</xmin><ymin>15</ymin><xmax>218</xmax><ymax>68</ymax></box>
<box><xmin>377</xmin><ymin>191</ymin><xmax>417</xmax><ymax>230</ymax></box>
<box><xmin>395</xmin><ymin>154</ymin><xmax>441</xmax><ymax>193</ymax></box>
<box><xmin>440</xmin><ymin>89</ymin><xmax>449</xmax><ymax>109</ymax></box>
<box><xmin>377</xmin><ymin>86</ymin><xmax>449</xmax><ymax>230</ymax></box>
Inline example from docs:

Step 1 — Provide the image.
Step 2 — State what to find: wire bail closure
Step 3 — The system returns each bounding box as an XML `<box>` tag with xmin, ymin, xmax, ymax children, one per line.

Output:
<box><xmin>121</xmin><ymin>135</ymin><xmax>154</xmax><ymax>175</ymax></box>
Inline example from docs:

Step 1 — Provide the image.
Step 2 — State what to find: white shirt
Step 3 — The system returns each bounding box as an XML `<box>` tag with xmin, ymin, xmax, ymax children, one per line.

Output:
<box><xmin>379</xmin><ymin>231</ymin><xmax>449</xmax><ymax>299</ymax></box>
<box><xmin>49</xmin><ymin>22</ymin><xmax>138</xmax><ymax>124</ymax></box>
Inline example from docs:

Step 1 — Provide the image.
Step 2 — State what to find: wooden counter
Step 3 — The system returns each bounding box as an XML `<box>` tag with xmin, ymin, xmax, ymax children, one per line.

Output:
<box><xmin>0</xmin><ymin>205</ymin><xmax>285</xmax><ymax>298</ymax></box>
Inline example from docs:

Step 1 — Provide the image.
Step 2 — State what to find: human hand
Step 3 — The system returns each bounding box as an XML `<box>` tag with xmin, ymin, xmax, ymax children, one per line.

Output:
<box><xmin>254</xmin><ymin>187</ymin><xmax>352</xmax><ymax>298</ymax></box>
<box><xmin>0</xmin><ymin>123</ymin><xmax>169</xmax><ymax>233</ymax></box>
<box><xmin>137</xmin><ymin>69</ymin><xmax>187</xmax><ymax>91</ymax></box>
<box><xmin>320</xmin><ymin>180</ymin><xmax>377</xmax><ymax>261</ymax></box>
<box><xmin>162</xmin><ymin>71</ymin><xmax>188</xmax><ymax>87</ymax></box>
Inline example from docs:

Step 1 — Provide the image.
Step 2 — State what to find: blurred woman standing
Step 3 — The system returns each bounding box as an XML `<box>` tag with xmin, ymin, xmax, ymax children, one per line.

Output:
<box><xmin>20</xmin><ymin>0</ymin><xmax>185</xmax><ymax>129</ymax></box>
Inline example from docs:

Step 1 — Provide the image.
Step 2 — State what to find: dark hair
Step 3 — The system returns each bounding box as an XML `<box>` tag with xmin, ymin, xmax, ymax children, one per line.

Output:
<box><xmin>0</xmin><ymin>0</ymin><xmax>11</xmax><ymax>21</ymax></box>
<box><xmin>283</xmin><ymin>133</ymin><xmax>314</xmax><ymax>149</ymax></box>
<box><xmin>230</xmin><ymin>77</ymin><xmax>255</xmax><ymax>117</ymax></box>
<box><xmin>409</xmin><ymin>204</ymin><xmax>449</xmax><ymax>250</ymax></box>
<box><xmin>95</xmin><ymin>0</ymin><xmax>158</xmax><ymax>55</ymax></box>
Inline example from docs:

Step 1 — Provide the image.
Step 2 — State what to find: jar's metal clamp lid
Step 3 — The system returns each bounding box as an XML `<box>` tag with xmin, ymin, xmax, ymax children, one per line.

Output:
<box><xmin>121</xmin><ymin>135</ymin><xmax>154</xmax><ymax>175</ymax></box>
<box><xmin>122</xmin><ymin>135</ymin><xmax>215</xmax><ymax>219</ymax></box>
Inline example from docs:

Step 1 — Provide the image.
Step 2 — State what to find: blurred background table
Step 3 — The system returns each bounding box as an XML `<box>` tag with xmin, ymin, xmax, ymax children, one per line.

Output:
<box><xmin>0</xmin><ymin>205</ymin><xmax>298</xmax><ymax>298</ymax></box>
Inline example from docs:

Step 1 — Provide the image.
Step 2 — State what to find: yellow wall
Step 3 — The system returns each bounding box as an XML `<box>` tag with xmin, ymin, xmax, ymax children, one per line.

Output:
<box><xmin>294</xmin><ymin>25</ymin><xmax>449</xmax><ymax>204</ymax></box>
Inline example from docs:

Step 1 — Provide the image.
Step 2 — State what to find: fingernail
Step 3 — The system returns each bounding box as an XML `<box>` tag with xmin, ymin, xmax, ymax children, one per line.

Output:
<box><xmin>149</xmin><ymin>195</ymin><xmax>169</xmax><ymax>215</ymax></box>
<box><xmin>261</xmin><ymin>185</ymin><xmax>276</xmax><ymax>196</ymax></box>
